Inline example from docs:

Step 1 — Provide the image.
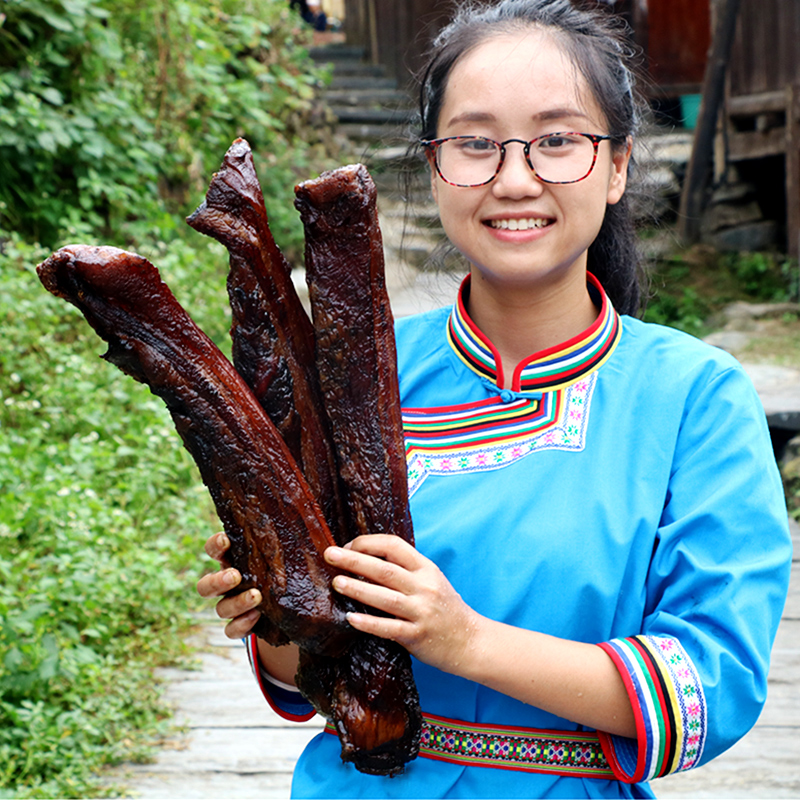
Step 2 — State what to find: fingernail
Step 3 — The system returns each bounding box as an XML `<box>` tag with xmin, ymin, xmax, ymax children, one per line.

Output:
<box><xmin>218</xmin><ymin>533</ymin><xmax>229</xmax><ymax>549</ymax></box>
<box><xmin>224</xmin><ymin>569</ymin><xmax>238</xmax><ymax>586</ymax></box>
<box><xmin>326</xmin><ymin>546</ymin><xmax>343</xmax><ymax>563</ymax></box>
<box><xmin>249</xmin><ymin>588</ymin><xmax>260</xmax><ymax>603</ymax></box>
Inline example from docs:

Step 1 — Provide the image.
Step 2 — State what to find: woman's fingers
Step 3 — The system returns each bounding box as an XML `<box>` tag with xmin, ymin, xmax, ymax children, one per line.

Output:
<box><xmin>223</xmin><ymin>608</ymin><xmax>262</xmax><ymax>640</ymax></box>
<box><xmin>332</xmin><ymin>573</ymin><xmax>412</xmax><ymax>619</ymax></box>
<box><xmin>325</xmin><ymin>535</ymin><xmax>421</xmax><ymax>592</ymax></box>
<box><xmin>197</xmin><ymin>530</ymin><xmax>262</xmax><ymax>640</ymax></box>
<box><xmin>347</xmin><ymin>534</ymin><xmax>422</xmax><ymax>570</ymax></box>
<box><xmin>204</xmin><ymin>531</ymin><xmax>231</xmax><ymax>565</ymax></box>
<box><xmin>215</xmin><ymin>585</ymin><xmax>263</xmax><ymax>640</ymax></box>
<box><xmin>197</xmin><ymin>565</ymin><xmax>241</xmax><ymax>599</ymax></box>
<box><xmin>344</xmin><ymin>610</ymin><xmax>411</xmax><ymax>641</ymax></box>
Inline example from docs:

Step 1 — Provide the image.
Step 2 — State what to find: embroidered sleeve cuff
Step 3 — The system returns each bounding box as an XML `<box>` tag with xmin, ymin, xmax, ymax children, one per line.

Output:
<box><xmin>244</xmin><ymin>634</ymin><xmax>316</xmax><ymax>722</ymax></box>
<box><xmin>596</xmin><ymin>635</ymin><xmax>707</xmax><ymax>782</ymax></box>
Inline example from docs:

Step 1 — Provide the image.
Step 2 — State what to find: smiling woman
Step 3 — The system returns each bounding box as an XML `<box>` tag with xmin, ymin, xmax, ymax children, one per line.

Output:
<box><xmin>198</xmin><ymin>1</ymin><xmax>793</xmax><ymax>798</ymax></box>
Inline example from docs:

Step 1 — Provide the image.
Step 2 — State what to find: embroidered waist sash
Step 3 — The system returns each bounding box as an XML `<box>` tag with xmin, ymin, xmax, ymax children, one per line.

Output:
<box><xmin>325</xmin><ymin>712</ymin><xmax>614</xmax><ymax>779</ymax></box>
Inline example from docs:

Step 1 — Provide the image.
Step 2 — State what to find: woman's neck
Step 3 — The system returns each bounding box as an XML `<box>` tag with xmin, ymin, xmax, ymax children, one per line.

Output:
<box><xmin>465</xmin><ymin>268</ymin><xmax>599</xmax><ymax>390</ymax></box>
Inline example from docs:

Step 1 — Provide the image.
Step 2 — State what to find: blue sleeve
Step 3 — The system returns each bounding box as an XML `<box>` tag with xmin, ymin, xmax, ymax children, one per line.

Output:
<box><xmin>244</xmin><ymin>634</ymin><xmax>316</xmax><ymax>722</ymax></box>
<box><xmin>599</xmin><ymin>362</ymin><xmax>792</xmax><ymax>782</ymax></box>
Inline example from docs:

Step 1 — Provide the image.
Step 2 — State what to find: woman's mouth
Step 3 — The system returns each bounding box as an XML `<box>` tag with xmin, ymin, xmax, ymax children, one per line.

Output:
<box><xmin>487</xmin><ymin>217</ymin><xmax>552</xmax><ymax>231</ymax></box>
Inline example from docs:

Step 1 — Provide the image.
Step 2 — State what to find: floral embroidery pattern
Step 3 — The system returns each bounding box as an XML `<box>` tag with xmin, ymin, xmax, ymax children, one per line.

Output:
<box><xmin>418</xmin><ymin>714</ymin><xmax>613</xmax><ymax>777</ymax></box>
<box><xmin>597</xmin><ymin>635</ymin><xmax>707</xmax><ymax>782</ymax></box>
<box><xmin>404</xmin><ymin>374</ymin><xmax>596</xmax><ymax>497</ymax></box>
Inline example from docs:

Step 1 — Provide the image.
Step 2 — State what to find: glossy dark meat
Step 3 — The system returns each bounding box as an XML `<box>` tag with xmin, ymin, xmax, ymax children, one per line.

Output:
<box><xmin>295</xmin><ymin>165</ymin><xmax>421</xmax><ymax>774</ymax></box>
<box><xmin>295</xmin><ymin>164</ymin><xmax>414</xmax><ymax>547</ymax></box>
<box><xmin>186</xmin><ymin>139</ymin><xmax>347</xmax><ymax>546</ymax></box>
<box><xmin>36</xmin><ymin>245</ymin><xmax>354</xmax><ymax>656</ymax></box>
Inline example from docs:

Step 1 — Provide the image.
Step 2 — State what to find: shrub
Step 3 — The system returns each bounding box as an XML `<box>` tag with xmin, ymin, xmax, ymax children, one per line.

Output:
<box><xmin>0</xmin><ymin>233</ymin><xmax>232</xmax><ymax>798</ymax></box>
<box><xmin>0</xmin><ymin>0</ymin><xmax>333</xmax><ymax>258</ymax></box>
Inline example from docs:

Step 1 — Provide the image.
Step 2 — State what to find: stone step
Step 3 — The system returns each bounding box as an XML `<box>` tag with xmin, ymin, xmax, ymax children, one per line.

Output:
<box><xmin>329</xmin><ymin>75</ymin><xmax>399</xmax><ymax>90</ymax></box>
<box><xmin>323</xmin><ymin>88</ymin><xmax>412</xmax><ymax>108</ymax></box>
<box><xmin>321</xmin><ymin>61</ymin><xmax>387</xmax><ymax>77</ymax></box>
<box><xmin>331</xmin><ymin>106</ymin><xmax>414</xmax><ymax>126</ymax></box>
<box><xmin>338</xmin><ymin>122</ymin><xmax>410</xmax><ymax>142</ymax></box>
<box><xmin>308</xmin><ymin>44</ymin><xmax>366</xmax><ymax>61</ymax></box>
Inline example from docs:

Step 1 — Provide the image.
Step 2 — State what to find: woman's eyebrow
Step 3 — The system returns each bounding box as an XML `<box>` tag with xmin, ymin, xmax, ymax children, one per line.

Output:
<box><xmin>533</xmin><ymin>107</ymin><xmax>590</xmax><ymax>122</ymax></box>
<box><xmin>443</xmin><ymin>107</ymin><xmax>590</xmax><ymax>129</ymax></box>
<box><xmin>443</xmin><ymin>111</ymin><xmax>496</xmax><ymax>128</ymax></box>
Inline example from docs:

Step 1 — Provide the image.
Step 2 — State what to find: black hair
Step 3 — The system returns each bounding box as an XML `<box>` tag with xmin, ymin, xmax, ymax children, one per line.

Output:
<box><xmin>413</xmin><ymin>0</ymin><xmax>649</xmax><ymax>316</ymax></box>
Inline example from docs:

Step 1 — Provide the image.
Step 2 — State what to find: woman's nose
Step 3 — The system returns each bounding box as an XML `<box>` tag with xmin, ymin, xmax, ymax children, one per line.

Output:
<box><xmin>491</xmin><ymin>143</ymin><xmax>544</xmax><ymax>198</ymax></box>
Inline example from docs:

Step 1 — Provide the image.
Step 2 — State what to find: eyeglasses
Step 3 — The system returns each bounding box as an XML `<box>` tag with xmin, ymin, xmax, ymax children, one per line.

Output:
<box><xmin>420</xmin><ymin>132</ymin><xmax>614</xmax><ymax>188</ymax></box>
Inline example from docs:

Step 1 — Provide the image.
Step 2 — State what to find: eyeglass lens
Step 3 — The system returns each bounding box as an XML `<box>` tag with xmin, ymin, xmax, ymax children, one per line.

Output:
<box><xmin>435</xmin><ymin>134</ymin><xmax>599</xmax><ymax>186</ymax></box>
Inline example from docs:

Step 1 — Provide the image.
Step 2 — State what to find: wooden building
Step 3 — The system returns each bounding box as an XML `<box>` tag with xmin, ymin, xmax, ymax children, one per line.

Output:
<box><xmin>341</xmin><ymin>0</ymin><xmax>800</xmax><ymax>257</ymax></box>
<box><xmin>723</xmin><ymin>0</ymin><xmax>800</xmax><ymax>258</ymax></box>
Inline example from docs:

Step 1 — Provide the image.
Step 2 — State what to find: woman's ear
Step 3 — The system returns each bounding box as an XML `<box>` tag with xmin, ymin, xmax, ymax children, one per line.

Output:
<box><xmin>606</xmin><ymin>136</ymin><xmax>632</xmax><ymax>206</ymax></box>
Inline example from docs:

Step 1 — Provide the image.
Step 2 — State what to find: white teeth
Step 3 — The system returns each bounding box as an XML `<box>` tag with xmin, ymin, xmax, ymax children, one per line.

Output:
<box><xmin>489</xmin><ymin>218</ymin><xmax>549</xmax><ymax>230</ymax></box>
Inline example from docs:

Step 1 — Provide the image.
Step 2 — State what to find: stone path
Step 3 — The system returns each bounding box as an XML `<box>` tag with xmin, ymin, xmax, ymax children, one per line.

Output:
<box><xmin>103</xmin><ymin>621</ymin><xmax>323</xmax><ymax>799</ymax></box>
<box><xmin>106</xmin><ymin>514</ymin><xmax>798</xmax><ymax>799</ymax></box>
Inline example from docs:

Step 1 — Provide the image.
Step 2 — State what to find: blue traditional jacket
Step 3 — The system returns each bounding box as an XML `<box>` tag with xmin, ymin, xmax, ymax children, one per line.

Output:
<box><xmin>248</xmin><ymin>274</ymin><xmax>792</xmax><ymax>799</ymax></box>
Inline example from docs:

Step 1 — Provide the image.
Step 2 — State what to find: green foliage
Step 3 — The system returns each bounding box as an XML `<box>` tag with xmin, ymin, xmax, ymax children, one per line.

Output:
<box><xmin>0</xmin><ymin>234</ymin><xmax>231</xmax><ymax>798</ymax></box>
<box><xmin>644</xmin><ymin>247</ymin><xmax>800</xmax><ymax>335</ymax></box>
<box><xmin>0</xmin><ymin>0</ymin><xmax>333</xmax><ymax>257</ymax></box>
<box><xmin>643</xmin><ymin>261</ymin><xmax>713</xmax><ymax>337</ymax></box>
<box><xmin>721</xmin><ymin>251</ymin><xmax>799</xmax><ymax>302</ymax></box>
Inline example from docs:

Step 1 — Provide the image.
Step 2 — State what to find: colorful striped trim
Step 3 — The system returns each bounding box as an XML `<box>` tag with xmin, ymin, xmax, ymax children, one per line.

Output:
<box><xmin>447</xmin><ymin>272</ymin><xmax>622</xmax><ymax>392</ymax></box>
<box><xmin>597</xmin><ymin>636</ymin><xmax>707</xmax><ymax>782</ymax></box>
<box><xmin>325</xmin><ymin>713</ymin><xmax>614</xmax><ymax>778</ymax></box>
<box><xmin>244</xmin><ymin>634</ymin><xmax>316</xmax><ymax>723</ymax></box>
<box><xmin>403</xmin><ymin>374</ymin><xmax>596</xmax><ymax>496</ymax></box>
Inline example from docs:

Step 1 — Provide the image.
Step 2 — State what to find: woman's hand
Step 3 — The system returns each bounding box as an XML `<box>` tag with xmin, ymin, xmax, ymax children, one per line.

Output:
<box><xmin>197</xmin><ymin>532</ymin><xmax>262</xmax><ymax>639</ymax></box>
<box><xmin>325</xmin><ymin>534</ymin><xmax>481</xmax><ymax>674</ymax></box>
<box><xmin>325</xmin><ymin>535</ymin><xmax>636</xmax><ymax>737</ymax></box>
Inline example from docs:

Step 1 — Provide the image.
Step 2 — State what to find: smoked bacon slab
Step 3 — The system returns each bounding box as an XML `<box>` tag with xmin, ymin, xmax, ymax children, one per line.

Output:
<box><xmin>296</xmin><ymin>164</ymin><xmax>414</xmax><ymax>547</ymax></box>
<box><xmin>294</xmin><ymin>166</ymin><xmax>421</xmax><ymax>774</ymax></box>
<box><xmin>185</xmin><ymin>139</ymin><xmax>348</xmax><ymax>547</ymax></box>
<box><xmin>36</xmin><ymin>245</ymin><xmax>354</xmax><ymax>657</ymax></box>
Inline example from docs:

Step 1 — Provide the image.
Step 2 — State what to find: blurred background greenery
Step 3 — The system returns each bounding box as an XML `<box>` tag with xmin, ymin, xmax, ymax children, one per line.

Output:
<box><xmin>0</xmin><ymin>1</ymin><xmax>340</xmax><ymax>796</ymax></box>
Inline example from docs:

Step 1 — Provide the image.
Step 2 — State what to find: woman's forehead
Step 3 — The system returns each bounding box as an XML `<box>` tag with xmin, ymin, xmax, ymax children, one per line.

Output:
<box><xmin>440</xmin><ymin>30</ymin><xmax>602</xmax><ymax>129</ymax></box>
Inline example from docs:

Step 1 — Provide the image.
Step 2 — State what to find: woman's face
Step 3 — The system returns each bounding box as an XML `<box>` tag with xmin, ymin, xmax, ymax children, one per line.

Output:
<box><xmin>430</xmin><ymin>29</ymin><xmax>630</xmax><ymax>295</ymax></box>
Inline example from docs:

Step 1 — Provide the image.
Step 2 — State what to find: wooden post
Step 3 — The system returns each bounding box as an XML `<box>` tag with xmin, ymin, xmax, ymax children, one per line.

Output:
<box><xmin>367</xmin><ymin>0</ymin><xmax>378</xmax><ymax>66</ymax></box>
<box><xmin>678</xmin><ymin>0</ymin><xmax>743</xmax><ymax>244</ymax></box>
<box><xmin>787</xmin><ymin>84</ymin><xmax>800</xmax><ymax>260</ymax></box>
<box><xmin>343</xmin><ymin>0</ymin><xmax>368</xmax><ymax>50</ymax></box>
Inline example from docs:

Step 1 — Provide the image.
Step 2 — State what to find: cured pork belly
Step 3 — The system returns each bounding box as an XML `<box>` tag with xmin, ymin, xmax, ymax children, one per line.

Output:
<box><xmin>36</xmin><ymin>143</ymin><xmax>422</xmax><ymax>775</ymax></box>
<box><xmin>294</xmin><ymin>165</ymin><xmax>421</xmax><ymax>774</ymax></box>
<box><xmin>186</xmin><ymin>141</ymin><xmax>348</xmax><ymax>547</ymax></box>
<box><xmin>36</xmin><ymin>245</ymin><xmax>353</xmax><ymax>656</ymax></box>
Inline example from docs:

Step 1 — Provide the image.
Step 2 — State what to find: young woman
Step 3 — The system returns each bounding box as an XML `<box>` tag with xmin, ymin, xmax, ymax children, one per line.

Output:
<box><xmin>198</xmin><ymin>1</ymin><xmax>792</xmax><ymax>796</ymax></box>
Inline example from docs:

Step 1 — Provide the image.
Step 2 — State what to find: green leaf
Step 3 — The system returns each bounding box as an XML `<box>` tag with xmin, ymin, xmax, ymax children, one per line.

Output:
<box><xmin>40</xmin><ymin>87</ymin><xmax>64</xmax><ymax>106</ymax></box>
<box><xmin>36</xmin><ymin>130</ymin><xmax>58</xmax><ymax>153</ymax></box>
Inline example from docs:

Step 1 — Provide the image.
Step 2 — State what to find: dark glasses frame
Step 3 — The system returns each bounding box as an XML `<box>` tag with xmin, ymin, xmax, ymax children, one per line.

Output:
<box><xmin>420</xmin><ymin>132</ymin><xmax>614</xmax><ymax>187</ymax></box>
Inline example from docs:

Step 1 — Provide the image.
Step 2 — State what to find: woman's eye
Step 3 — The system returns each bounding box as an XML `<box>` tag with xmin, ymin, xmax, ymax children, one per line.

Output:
<box><xmin>536</xmin><ymin>134</ymin><xmax>580</xmax><ymax>151</ymax></box>
<box><xmin>458</xmin><ymin>139</ymin><xmax>496</xmax><ymax>155</ymax></box>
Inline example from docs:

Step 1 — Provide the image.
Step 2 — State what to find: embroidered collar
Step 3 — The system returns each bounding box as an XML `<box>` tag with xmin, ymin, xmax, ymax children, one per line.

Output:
<box><xmin>446</xmin><ymin>272</ymin><xmax>622</xmax><ymax>393</ymax></box>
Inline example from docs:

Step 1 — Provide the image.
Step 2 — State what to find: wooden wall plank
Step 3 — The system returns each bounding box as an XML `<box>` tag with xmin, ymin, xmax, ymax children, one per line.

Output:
<box><xmin>646</xmin><ymin>0</ymin><xmax>710</xmax><ymax>89</ymax></box>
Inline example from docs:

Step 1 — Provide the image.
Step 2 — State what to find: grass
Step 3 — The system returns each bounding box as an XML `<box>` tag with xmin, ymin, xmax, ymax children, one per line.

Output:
<box><xmin>0</xmin><ymin>233</ymin><xmax>231</xmax><ymax>798</ymax></box>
